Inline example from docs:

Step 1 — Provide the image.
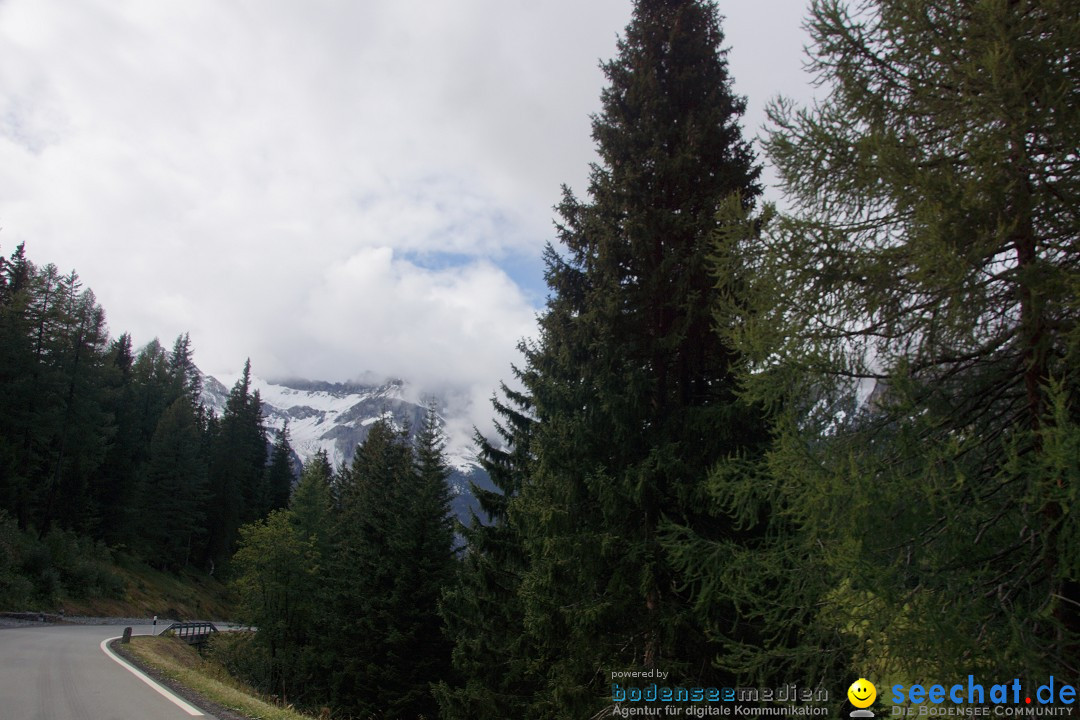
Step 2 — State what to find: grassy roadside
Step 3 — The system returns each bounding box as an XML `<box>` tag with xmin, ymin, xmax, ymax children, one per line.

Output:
<box><xmin>118</xmin><ymin>634</ymin><xmax>319</xmax><ymax>720</ymax></box>
<box><xmin>1</xmin><ymin>512</ymin><xmax>236</xmax><ymax>619</ymax></box>
<box><xmin>55</xmin><ymin>554</ymin><xmax>235</xmax><ymax>619</ymax></box>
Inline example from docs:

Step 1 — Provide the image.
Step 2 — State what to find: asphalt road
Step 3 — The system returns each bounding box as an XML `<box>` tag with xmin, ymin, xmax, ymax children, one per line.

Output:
<box><xmin>0</xmin><ymin>623</ymin><xmax>208</xmax><ymax>720</ymax></box>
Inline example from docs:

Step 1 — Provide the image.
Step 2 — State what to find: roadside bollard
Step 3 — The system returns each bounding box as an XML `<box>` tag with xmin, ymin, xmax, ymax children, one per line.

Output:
<box><xmin>122</xmin><ymin>627</ymin><xmax>132</xmax><ymax>644</ymax></box>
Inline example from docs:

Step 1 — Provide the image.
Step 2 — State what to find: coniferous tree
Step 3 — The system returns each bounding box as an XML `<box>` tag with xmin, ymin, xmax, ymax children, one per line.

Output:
<box><xmin>88</xmin><ymin>333</ymin><xmax>144</xmax><ymax>546</ymax></box>
<box><xmin>30</xmin><ymin>269</ymin><xmax>113</xmax><ymax>534</ymax></box>
<box><xmin>289</xmin><ymin>448</ymin><xmax>333</xmax><ymax>549</ymax></box>
<box><xmin>9</xmin><ymin>262</ymin><xmax>69</xmax><ymax>530</ymax></box>
<box><xmin>327</xmin><ymin>415</ymin><xmax>456</xmax><ymax>718</ymax></box>
<box><xmin>4</xmin><ymin>244</ymin><xmax>32</xmax><ymax>298</ymax></box>
<box><xmin>0</xmin><ymin>251</ymin><xmax>179</xmax><ymax>543</ymax></box>
<box><xmin>130</xmin><ymin>339</ymin><xmax>174</xmax><ymax>447</ymax></box>
<box><xmin>233</xmin><ymin>509</ymin><xmax>320</xmax><ymax>704</ymax></box>
<box><xmin>681</xmin><ymin>0</ymin><xmax>1080</xmax><ymax>684</ymax></box>
<box><xmin>328</xmin><ymin>418</ymin><xmax>416</xmax><ymax>717</ymax></box>
<box><xmin>0</xmin><ymin>249</ymin><xmax>7</xmax><ymax>303</ymax></box>
<box><xmin>139</xmin><ymin>396</ymin><xmax>208</xmax><ymax>569</ymax></box>
<box><xmin>0</xmin><ymin>244</ymin><xmax>283</xmax><ymax>586</ymax></box>
<box><xmin>204</xmin><ymin>359</ymin><xmax>267</xmax><ymax>565</ymax></box>
<box><xmin>288</xmin><ymin>448</ymin><xmax>334</xmax><ymax>625</ymax></box>
<box><xmin>436</xmin><ymin>384</ymin><xmax>539</xmax><ymax>720</ymax></box>
<box><xmin>118</xmin><ymin>339</ymin><xmax>177</xmax><ymax>544</ymax></box>
<box><xmin>262</xmin><ymin>423</ymin><xmax>295</xmax><ymax>515</ymax></box>
<box><xmin>0</xmin><ymin>244</ymin><xmax>37</xmax><ymax>529</ymax></box>
<box><xmin>168</xmin><ymin>332</ymin><xmax>202</xmax><ymax>408</ymax></box>
<box><xmin>447</xmin><ymin>1</ymin><xmax>768</xmax><ymax>715</ymax></box>
<box><xmin>406</xmin><ymin>403</ymin><xmax>457</xmax><ymax>704</ymax></box>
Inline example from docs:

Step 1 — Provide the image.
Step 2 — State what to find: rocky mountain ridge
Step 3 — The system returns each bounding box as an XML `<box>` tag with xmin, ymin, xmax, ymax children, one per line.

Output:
<box><xmin>200</xmin><ymin>373</ymin><xmax>494</xmax><ymax>525</ymax></box>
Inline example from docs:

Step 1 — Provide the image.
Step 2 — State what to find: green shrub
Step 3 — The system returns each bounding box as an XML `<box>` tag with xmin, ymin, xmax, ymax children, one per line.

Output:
<box><xmin>35</xmin><ymin>567</ymin><xmax>61</xmax><ymax>603</ymax></box>
<box><xmin>40</xmin><ymin>528</ymin><xmax>123</xmax><ymax>599</ymax></box>
<box><xmin>0</xmin><ymin>511</ymin><xmax>33</xmax><ymax>607</ymax></box>
<box><xmin>0</xmin><ymin>513</ymin><xmax>124</xmax><ymax>606</ymax></box>
<box><xmin>206</xmin><ymin>631</ymin><xmax>272</xmax><ymax>694</ymax></box>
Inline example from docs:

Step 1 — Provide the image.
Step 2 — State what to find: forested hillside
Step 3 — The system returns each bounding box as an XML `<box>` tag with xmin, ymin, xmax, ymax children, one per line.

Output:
<box><xmin>226</xmin><ymin>410</ymin><xmax>457</xmax><ymax>717</ymax></box>
<box><xmin>0</xmin><ymin>244</ymin><xmax>291</xmax><ymax>605</ymax></box>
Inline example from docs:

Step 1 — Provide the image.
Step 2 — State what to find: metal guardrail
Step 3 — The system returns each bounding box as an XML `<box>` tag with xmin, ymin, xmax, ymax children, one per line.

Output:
<box><xmin>160</xmin><ymin>621</ymin><xmax>219</xmax><ymax>646</ymax></box>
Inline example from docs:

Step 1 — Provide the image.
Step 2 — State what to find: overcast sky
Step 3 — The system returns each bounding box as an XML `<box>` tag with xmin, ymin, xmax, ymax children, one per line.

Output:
<box><xmin>0</xmin><ymin>0</ymin><xmax>815</xmax><ymax>435</ymax></box>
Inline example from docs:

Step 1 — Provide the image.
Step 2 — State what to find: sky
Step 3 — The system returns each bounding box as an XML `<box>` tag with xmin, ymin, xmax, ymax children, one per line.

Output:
<box><xmin>0</xmin><ymin>0</ymin><xmax>815</xmax><ymax>438</ymax></box>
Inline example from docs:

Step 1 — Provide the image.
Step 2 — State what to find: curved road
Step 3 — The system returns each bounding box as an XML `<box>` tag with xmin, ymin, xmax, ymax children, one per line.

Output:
<box><xmin>0</xmin><ymin>623</ymin><xmax>209</xmax><ymax>719</ymax></box>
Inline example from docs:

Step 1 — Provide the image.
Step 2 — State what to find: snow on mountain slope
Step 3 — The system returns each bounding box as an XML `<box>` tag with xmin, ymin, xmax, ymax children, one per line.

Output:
<box><xmin>200</xmin><ymin>373</ymin><xmax>495</xmax><ymax>523</ymax></box>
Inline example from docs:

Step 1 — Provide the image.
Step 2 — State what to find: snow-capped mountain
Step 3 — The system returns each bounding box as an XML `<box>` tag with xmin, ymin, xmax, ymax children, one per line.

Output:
<box><xmin>200</xmin><ymin>373</ymin><xmax>495</xmax><ymax>526</ymax></box>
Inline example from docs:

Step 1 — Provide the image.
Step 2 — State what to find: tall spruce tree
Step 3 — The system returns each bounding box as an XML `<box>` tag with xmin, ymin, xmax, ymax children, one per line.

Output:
<box><xmin>89</xmin><ymin>333</ymin><xmax>143</xmax><ymax>546</ymax></box>
<box><xmin>130</xmin><ymin>339</ymin><xmax>174</xmax><ymax>450</ymax></box>
<box><xmin>139</xmin><ymin>396</ymin><xmax>208</xmax><ymax>570</ymax></box>
<box><xmin>681</xmin><ymin>0</ymin><xmax>1080</xmax><ymax>685</ymax></box>
<box><xmin>445</xmin><ymin>1</ymin><xmax>768</xmax><ymax>716</ymax></box>
<box><xmin>327</xmin><ymin>416</ymin><xmax>455</xmax><ymax>718</ymax></box>
<box><xmin>406</xmin><ymin>404</ymin><xmax>457</xmax><ymax>711</ymax></box>
<box><xmin>262</xmin><ymin>423</ymin><xmax>295</xmax><ymax>515</ymax></box>
<box><xmin>204</xmin><ymin>359</ymin><xmax>267</xmax><ymax>565</ymax></box>
<box><xmin>0</xmin><ymin>244</ymin><xmax>37</xmax><ymax>529</ymax></box>
<box><xmin>289</xmin><ymin>448</ymin><xmax>334</xmax><ymax>549</ymax></box>
<box><xmin>168</xmin><ymin>332</ymin><xmax>202</xmax><ymax>408</ymax></box>
<box><xmin>436</xmin><ymin>384</ymin><xmax>540</xmax><ymax>720</ymax></box>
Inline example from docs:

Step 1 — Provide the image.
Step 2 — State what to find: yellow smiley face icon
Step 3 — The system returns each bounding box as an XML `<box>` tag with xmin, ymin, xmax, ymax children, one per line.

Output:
<box><xmin>848</xmin><ymin>678</ymin><xmax>877</xmax><ymax>708</ymax></box>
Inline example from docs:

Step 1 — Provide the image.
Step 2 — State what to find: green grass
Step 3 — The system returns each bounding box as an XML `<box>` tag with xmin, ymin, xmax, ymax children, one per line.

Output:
<box><xmin>57</xmin><ymin>554</ymin><xmax>236</xmax><ymax>619</ymax></box>
<box><xmin>124</xmin><ymin>635</ymin><xmax>320</xmax><ymax>720</ymax></box>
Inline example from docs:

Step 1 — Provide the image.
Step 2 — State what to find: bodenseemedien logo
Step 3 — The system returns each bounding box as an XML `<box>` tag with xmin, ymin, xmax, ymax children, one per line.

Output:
<box><xmin>608</xmin><ymin>669</ymin><xmax>830</xmax><ymax>717</ymax></box>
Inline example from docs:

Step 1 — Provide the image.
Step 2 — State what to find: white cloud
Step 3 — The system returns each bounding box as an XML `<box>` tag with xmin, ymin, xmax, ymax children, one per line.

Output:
<box><xmin>0</xmin><ymin>0</ymin><xmax>814</xmax><ymax>436</ymax></box>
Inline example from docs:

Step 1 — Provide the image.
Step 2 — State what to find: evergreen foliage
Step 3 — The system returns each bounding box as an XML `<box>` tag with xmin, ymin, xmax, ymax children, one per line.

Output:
<box><xmin>442</xmin><ymin>1</ymin><xmax>769</xmax><ymax>716</ymax></box>
<box><xmin>233</xmin><ymin>509</ymin><xmax>321</xmax><ymax>704</ymax></box>
<box><xmin>230</xmin><ymin>413</ymin><xmax>458</xmax><ymax>718</ymax></box>
<box><xmin>204</xmin><ymin>359</ymin><xmax>268</xmax><ymax>566</ymax></box>
<box><xmin>168</xmin><ymin>332</ymin><xmax>202</xmax><ymax>408</ymax></box>
<box><xmin>0</xmin><ymin>243</ymin><xmax>276</xmax><ymax>578</ymax></box>
<box><xmin>435</xmin><ymin>386</ymin><xmax>539</xmax><ymax>720</ymax></box>
<box><xmin>0</xmin><ymin>253</ymin><xmax>114</xmax><ymax>536</ymax></box>
<box><xmin>139</xmin><ymin>397</ymin><xmax>208</xmax><ymax>571</ymax></box>
<box><xmin>327</xmin><ymin>416</ymin><xmax>455</xmax><ymax>718</ymax></box>
<box><xmin>289</xmin><ymin>448</ymin><xmax>334</xmax><ymax>554</ymax></box>
<box><xmin>8</xmin><ymin>0</ymin><xmax>1079</xmax><ymax>713</ymax></box>
<box><xmin>89</xmin><ymin>333</ymin><xmax>145</xmax><ymax>547</ymax></box>
<box><xmin>263</xmin><ymin>422</ymin><xmax>296</xmax><ymax>516</ymax></box>
<box><xmin>672</xmin><ymin>0</ymin><xmax>1080</xmax><ymax>686</ymax></box>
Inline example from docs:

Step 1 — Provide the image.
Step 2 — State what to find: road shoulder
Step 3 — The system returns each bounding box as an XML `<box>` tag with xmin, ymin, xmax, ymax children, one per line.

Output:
<box><xmin>109</xmin><ymin>637</ymin><xmax>252</xmax><ymax>720</ymax></box>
